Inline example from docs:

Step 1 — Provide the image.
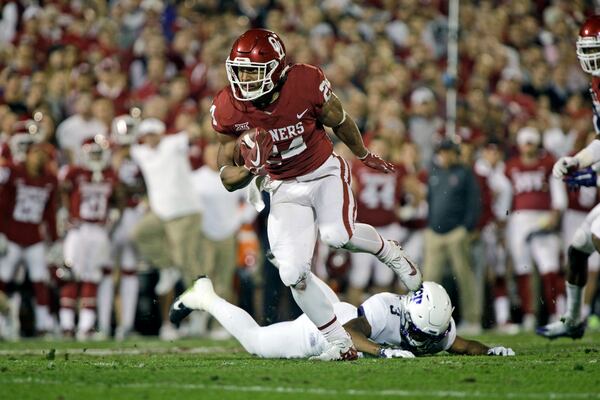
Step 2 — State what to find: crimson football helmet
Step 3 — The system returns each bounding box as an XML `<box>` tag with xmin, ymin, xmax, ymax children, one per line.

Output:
<box><xmin>577</xmin><ymin>15</ymin><xmax>600</xmax><ymax>76</ymax></box>
<box><xmin>81</xmin><ymin>134</ymin><xmax>111</xmax><ymax>172</ymax></box>
<box><xmin>9</xmin><ymin>120</ymin><xmax>43</xmax><ymax>162</ymax></box>
<box><xmin>226</xmin><ymin>29</ymin><xmax>288</xmax><ymax>101</ymax></box>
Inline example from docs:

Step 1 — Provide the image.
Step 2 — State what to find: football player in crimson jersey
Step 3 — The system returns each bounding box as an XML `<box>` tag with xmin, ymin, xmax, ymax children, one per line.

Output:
<box><xmin>108</xmin><ymin>114</ymin><xmax>145</xmax><ymax>340</ymax></box>
<box><xmin>171</xmin><ymin>276</ymin><xmax>514</xmax><ymax>359</ymax></box>
<box><xmin>175</xmin><ymin>28</ymin><xmax>422</xmax><ymax>361</ymax></box>
<box><xmin>347</xmin><ymin>137</ymin><xmax>404</xmax><ymax>306</ymax></box>
<box><xmin>505</xmin><ymin>127</ymin><xmax>567</xmax><ymax>331</ymax></box>
<box><xmin>58</xmin><ymin>135</ymin><xmax>119</xmax><ymax>339</ymax></box>
<box><xmin>540</xmin><ymin>15</ymin><xmax>600</xmax><ymax>339</ymax></box>
<box><xmin>0</xmin><ymin>134</ymin><xmax>59</xmax><ymax>337</ymax></box>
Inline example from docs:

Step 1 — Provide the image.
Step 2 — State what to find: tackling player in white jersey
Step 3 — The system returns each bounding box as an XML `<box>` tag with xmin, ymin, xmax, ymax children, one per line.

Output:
<box><xmin>170</xmin><ymin>277</ymin><xmax>514</xmax><ymax>359</ymax></box>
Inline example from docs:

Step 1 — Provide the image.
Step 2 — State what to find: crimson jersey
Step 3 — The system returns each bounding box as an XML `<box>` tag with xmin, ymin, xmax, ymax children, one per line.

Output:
<box><xmin>211</xmin><ymin>64</ymin><xmax>334</xmax><ymax>180</ymax></box>
<box><xmin>60</xmin><ymin>166</ymin><xmax>117</xmax><ymax>224</ymax></box>
<box><xmin>0</xmin><ymin>163</ymin><xmax>58</xmax><ymax>246</ymax></box>
<box><xmin>505</xmin><ymin>153</ymin><xmax>555</xmax><ymax>211</ymax></box>
<box><xmin>352</xmin><ymin>161</ymin><xmax>402</xmax><ymax>227</ymax></box>
<box><xmin>396</xmin><ymin>165</ymin><xmax>428</xmax><ymax>230</ymax></box>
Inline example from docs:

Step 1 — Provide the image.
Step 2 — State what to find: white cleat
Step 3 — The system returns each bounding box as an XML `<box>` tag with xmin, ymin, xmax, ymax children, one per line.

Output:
<box><xmin>309</xmin><ymin>336</ymin><xmax>358</xmax><ymax>361</ymax></box>
<box><xmin>536</xmin><ymin>317</ymin><xmax>586</xmax><ymax>340</ymax></box>
<box><xmin>385</xmin><ymin>241</ymin><xmax>422</xmax><ymax>291</ymax></box>
<box><xmin>169</xmin><ymin>276</ymin><xmax>215</xmax><ymax>325</ymax></box>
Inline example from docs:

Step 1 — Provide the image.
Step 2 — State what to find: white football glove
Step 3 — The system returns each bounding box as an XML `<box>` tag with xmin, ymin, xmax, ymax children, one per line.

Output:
<box><xmin>553</xmin><ymin>156</ymin><xmax>579</xmax><ymax>179</ymax></box>
<box><xmin>379</xmin><ymin>348</ymin><xmax>416</xmax><ymax>358</ymax></box>
<box><xmin>0</xmin><ymin>233</ymin><xmax>7</xmax><ymax>257</ymax></box>
<box><xmin>487</xmin><ymin>346</ymin><xmax>515</xmax><ymax>356</ymax></box>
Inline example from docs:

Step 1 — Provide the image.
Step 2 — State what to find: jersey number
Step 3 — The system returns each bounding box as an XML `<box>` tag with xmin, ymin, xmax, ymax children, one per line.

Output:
<box><xmin>80</xmin><ymin>194</ymin><xmax>108</xmax><ymax>220</ymax></box>
<box><xmin>359</xmin><ymin>176</ymin><xmax>396</xmax><ymax>210</ymax></box>
<box><xmin>271</xmin><ymin>136</ymin><xmax>307</xmax><ymax>161</ymax></box>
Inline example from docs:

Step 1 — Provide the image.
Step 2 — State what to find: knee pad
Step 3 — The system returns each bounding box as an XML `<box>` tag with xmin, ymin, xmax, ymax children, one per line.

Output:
<box><xmin>319</xmin><ymin>226</ymin><xmax>350</xmax><ymax>249</ymax></box>
<box><xmin>279</xmin><ymin>264</ymin><xmax>309</xmax><ymax>289</ymax></box>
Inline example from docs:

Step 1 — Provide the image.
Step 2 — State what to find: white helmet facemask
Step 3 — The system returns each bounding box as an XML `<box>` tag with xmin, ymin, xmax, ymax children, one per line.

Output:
<box><xmin>225</xmin><ymin>58</ymin><xmax>280</xmax><ymax>101</ymax></box>
<box><xmin>577</xmin><ymin>35</ymin><xmax>600</xmax><ymax>76</ymax></box>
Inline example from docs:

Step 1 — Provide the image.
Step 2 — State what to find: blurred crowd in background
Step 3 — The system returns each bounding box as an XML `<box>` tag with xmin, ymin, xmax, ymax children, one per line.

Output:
<box><xmin>1</xmin><ymin>0</ymin><xmax>600</xmax><ymax>341</ymax></box>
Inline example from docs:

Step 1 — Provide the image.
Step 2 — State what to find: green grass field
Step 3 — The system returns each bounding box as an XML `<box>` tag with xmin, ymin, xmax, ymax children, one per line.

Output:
<box><xmin>1</xmin><ymin>332</ymin><xmax>599</xmax><ymax>400</ymax></box>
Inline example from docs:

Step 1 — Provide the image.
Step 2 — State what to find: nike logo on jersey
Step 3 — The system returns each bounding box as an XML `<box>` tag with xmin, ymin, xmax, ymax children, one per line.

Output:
<box><xmin>297</xmin><ymin>108</ymin><xmax>309</xmax><ymax>119</ymax></box>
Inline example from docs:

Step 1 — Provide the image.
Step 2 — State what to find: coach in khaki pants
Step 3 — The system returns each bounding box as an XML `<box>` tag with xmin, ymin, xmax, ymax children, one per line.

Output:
<box><xmin>130</xmin><ymin>118</ymin><xmax>203</xmax><ymax>340</ymax></box>
<box><xmin>424</xmin><ymin>139</ymin><xmax>482</xmax><ymax>334</ymax></box>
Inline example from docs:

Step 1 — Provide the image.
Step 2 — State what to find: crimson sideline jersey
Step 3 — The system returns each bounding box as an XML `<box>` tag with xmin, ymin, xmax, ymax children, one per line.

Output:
<box><xmin>60</xmin><ymin>166</ymin><xmax>117</xmax><ymax>224</ymax></box>
<box><xmin>211</xmin><ymin>64</ymin><xmax>334</xmax><ymax>180</ymax></box>
<box><xmin>474</xmin><ymin>168</ymin><xmax>494</xmax><ymax>229</ymax></box>
<box><xmin>358</xmin><ymin>292</ymin><xmax>457</xmax><ymax>356</ymax></box>
<box><xmin>396</xmin><ymin>164</ymin><xmax>428</xmax><ymax>230</ymax></box>
<box><xmin>352</xmin><ymin>161</ymin><xmax>402</xmax><ymax>227</ymax></box>
<box><xmin>505</xmin><ymin>153</ymin><xmax>556</xmax><ymax>211</ymax></box>
<box><xmin>0</xmin><ymin>163</ymin><xmax>58</xmax><ymax>246</ymax></box>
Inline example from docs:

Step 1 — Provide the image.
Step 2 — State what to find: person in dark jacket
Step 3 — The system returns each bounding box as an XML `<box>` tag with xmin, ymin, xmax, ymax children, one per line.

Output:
<box><xmin>423</xmin><ymin>139</ymin><xmax>482</xmax><ymax>334</ymax></box>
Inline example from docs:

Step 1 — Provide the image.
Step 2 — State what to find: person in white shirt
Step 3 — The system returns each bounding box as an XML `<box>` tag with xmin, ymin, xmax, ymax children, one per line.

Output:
<box><xmin>56</xmin><ymin>91</ymin><xmax>107</xmax><ymax>163</ymax></box>
<box><xmin>192</xmin><ymin>142</ymin><xmax>256</xmax><ymax>303</ymax></box>
<box><xmin>170</xmin><ymin>277</ymin><xmax>515</xmax><ymax>359</ymax></box>
<box><xmin>130</xmin><ymin>117</ymin><xmax>203</xmax><ymax>340</ymax></box>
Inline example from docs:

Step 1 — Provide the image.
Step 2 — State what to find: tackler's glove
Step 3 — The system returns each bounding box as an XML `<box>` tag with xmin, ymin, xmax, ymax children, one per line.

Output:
<box><xmin>487</xmin><ymin>346</ymin><xmax>515</xmax><ymax>356</ymax></box>
<box><xmin>563</xmin><ymin>167</ymin><xmax>598</xmax><ymax>190</ymax></box>
<box><xmin>553</xmin><ymin>156</ymin><xmax>579</xmax><ymax>179</ymax></box>
<box><xmin>359</xmin><ymin>152</ymin><xmax>396</xmax><ymax>174</ymax></box>
<box><xmin>378</xmin><ymin>348</ymin><xmax>416</xmax><ymax>358</ymax></box>
<box><xmin>237</xmin><ymin>128</ymin><xmax>274</xmax><ymax>175</ymax></box>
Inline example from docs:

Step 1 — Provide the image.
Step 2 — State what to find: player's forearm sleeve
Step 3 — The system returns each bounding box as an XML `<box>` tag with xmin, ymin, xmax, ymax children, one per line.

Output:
<box><xmin>575</xmin><ymin>139</ymin><xmax>600</xmax><ymax>168</ymax></box>
<box><xmin>550</xmin><ymin>177</ymin><xmax>568</xmax><ymax>211</ymax></box>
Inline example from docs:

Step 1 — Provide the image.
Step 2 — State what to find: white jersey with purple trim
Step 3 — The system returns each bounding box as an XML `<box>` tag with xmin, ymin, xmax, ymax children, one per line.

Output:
<box><xmin>358</xmin><ymin>292</ymin><xmax>457</xmax><ymax>356</ymax></box>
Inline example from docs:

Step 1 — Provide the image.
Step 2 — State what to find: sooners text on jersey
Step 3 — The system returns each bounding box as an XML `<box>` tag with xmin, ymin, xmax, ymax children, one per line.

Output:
<box><xmin>505</xmin><ymin>153</ymin><xmax>555</xmax><ymax>211</ymax></box>
<box><xmin>0</xmin><ymin>163</ymin><xmax>58</xmax><ymax>246</ymax></box>
<box><xmin>61</xmin><ymin>166</ymin><xmax>117</xmax><ymax>224</ymax></box>
<box><xmin>211</xmin><ymin>64</ymin><xmax>334</xmax><ymax>180</ymax></box>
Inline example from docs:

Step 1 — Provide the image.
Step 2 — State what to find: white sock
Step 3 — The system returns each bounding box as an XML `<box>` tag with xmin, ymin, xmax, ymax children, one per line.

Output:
<box><xmin>78</xmin><ymin>308</ymin><xmax>96</xmax><ymax>333</ymax></box>
<box><xmin>34</xmin><ymin>305</ymin><xmax>52</xmax><ymax>332</ymax></box>
<box><xmin>291</xmin><ymin>274</ymin><xmax>345</xmax><ymax>340</ymax></box>
<box><xmin>119</xmin><ymin>275</ymin><xmax>139</xmax><ymax>331</ymax></box>
<box><xmin>566</xmin><ymin>282</ymin><xmax>583</xmax><ymax>321</ymax></box>
<box><xmin>310</xmin><ymin>273</ymin><xmax>340</xmax><ymax>305</ymax></box>
<box><xmin>345</xmin><ymin>223</ymin><xmax>388</xmax><ymax>256</ymax></box>
<box><xmin>60</xmin><ymin>308</ymin><xmax>75</xmax><ymax>331</ymax></box>
<box><xmin>494</xmin><ymin>296</ymin><xmax>510</xmax><ymax>326</ymax></box>
<box><xmin>97</xmin><ymin>276</ymin><xmax>114</xmax><ymax>334</ymax></box>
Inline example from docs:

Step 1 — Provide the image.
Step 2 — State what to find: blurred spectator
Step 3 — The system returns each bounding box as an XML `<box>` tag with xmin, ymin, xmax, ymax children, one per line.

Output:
<box><xmin>424</xmin><ymin>139</ymin><xmax>482</xmax><ymax>334</ymax></box>
<box><xmin>55</xmin><ymin>91</ymin><xmax>106</xmax><ymax>163</ymax></box>
<box><xmin>407</xmin><ymin>87</ymin><xmax>442</xmax><ymax>166</ymax></box>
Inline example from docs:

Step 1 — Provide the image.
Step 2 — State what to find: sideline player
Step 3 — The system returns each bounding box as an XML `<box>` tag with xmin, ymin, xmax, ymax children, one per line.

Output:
<box><xmin>538</xmin><ymin>15</ymin><xmax>600</xmax><ymax>339</ymax></box>
<box><xmin>170</xmin><ymin>276</ymin><xmax>514</xmax><ymax>359</ymax></box>
<box><xmin>203</xmin><ymin>29</ymin><xmax>422</xmax><ymax>360</ymax></box>
<box><xmin>0</xmin><ymin>133</ymin><xmax>59</xmax><ymax>337</ymax></box>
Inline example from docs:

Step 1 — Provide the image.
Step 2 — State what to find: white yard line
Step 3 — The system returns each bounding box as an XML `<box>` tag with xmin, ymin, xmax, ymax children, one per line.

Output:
<box><xmin>0</xmin><ymin>346</ymin><xmax>233</xmax><ymax>356</ymax></box>
<box><xmin>3</xmin><ymin>378</ymin><xmax>599</xmax><ymax>399</ymax></box>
